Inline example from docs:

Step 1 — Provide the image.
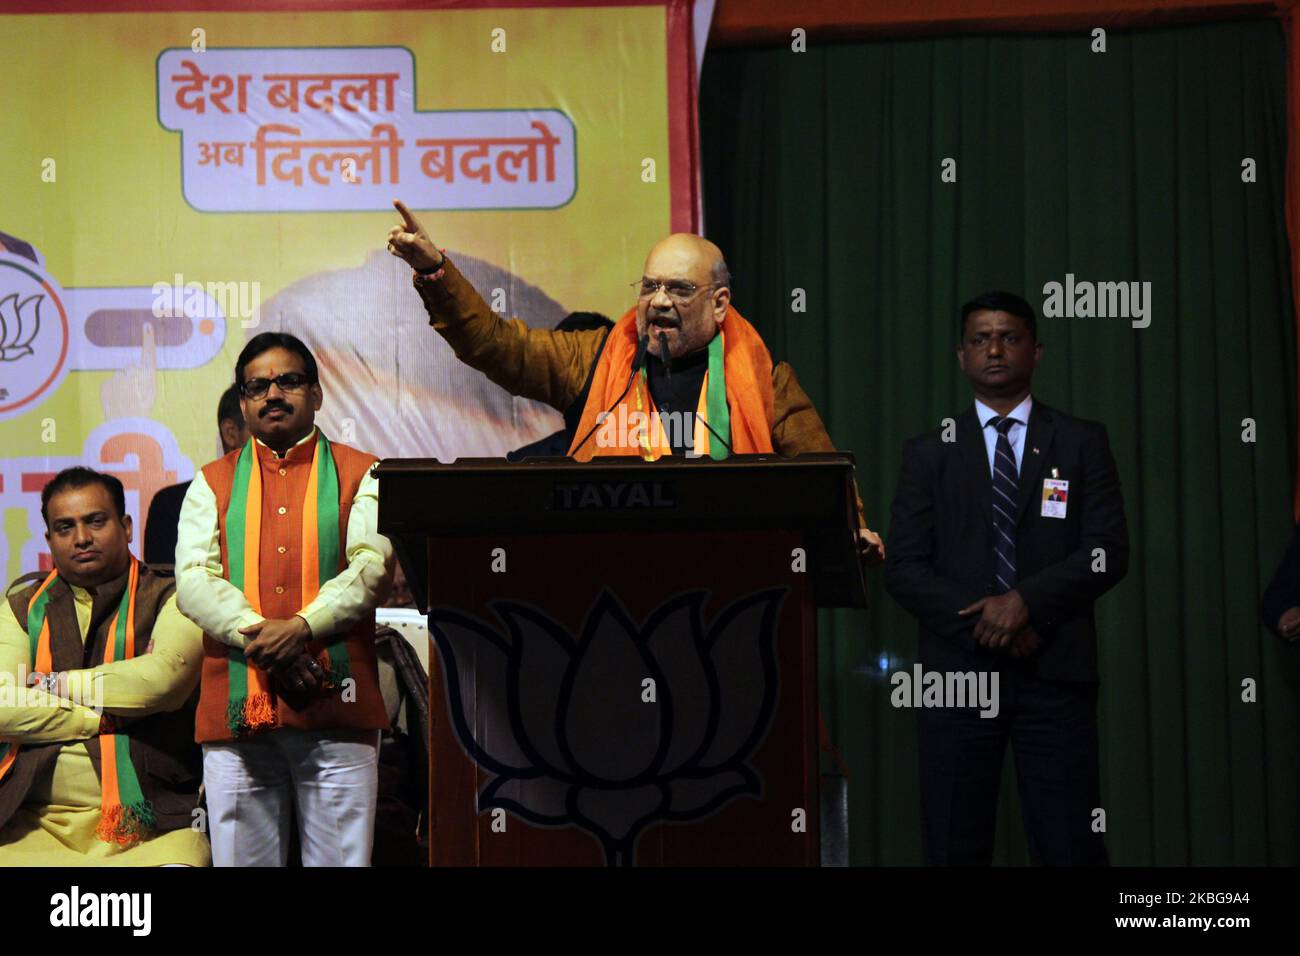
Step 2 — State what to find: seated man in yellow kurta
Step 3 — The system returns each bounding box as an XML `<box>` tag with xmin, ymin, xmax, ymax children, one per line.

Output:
<box><xmin>0</xmin><ymin>467</ymin><xmax>209</xmax><ymax>866</ymax></box>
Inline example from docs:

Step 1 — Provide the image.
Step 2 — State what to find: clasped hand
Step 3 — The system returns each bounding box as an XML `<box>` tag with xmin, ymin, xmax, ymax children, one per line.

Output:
<box><xmin>239</xmin><ymin>616</ymin><xmax>326</xmax><ymax>694</ymax></box>
<box><xmin>958</xmin><ymin>590</ymin><xmax>1040</xmax><ymax>658</ymax></box>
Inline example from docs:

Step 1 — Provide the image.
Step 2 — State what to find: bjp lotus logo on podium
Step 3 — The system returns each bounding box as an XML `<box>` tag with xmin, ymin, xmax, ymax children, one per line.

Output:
<box><xmin>430</xmin><ymin>588</ymin><xmax>785</xmax><ymax>866</ymax></box>
<box><xmin>0</xmin><ymin>253</ymin><xmax>70</xmax><ymax>421</ymax></box>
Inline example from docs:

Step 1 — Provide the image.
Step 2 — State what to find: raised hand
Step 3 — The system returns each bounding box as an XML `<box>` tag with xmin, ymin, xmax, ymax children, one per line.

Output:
<box><xmin>387</xmin><ymin>199</ymin><xmax>443</xmax><ymax>272</ymax></box>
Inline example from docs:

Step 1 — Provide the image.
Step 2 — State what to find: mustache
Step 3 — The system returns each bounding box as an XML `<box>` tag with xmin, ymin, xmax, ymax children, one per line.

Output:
<box><xmin>260</xmin><ymin>400</ymin><xmax>293</xmax><ymax>417</ymax></box>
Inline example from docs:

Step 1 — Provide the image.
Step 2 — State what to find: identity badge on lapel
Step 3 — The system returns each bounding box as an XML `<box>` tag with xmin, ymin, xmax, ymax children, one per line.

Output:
<box><xmin>1041</xmin><ymin>466</ymin><xmax>1067</xmax><ymax>519</ymax></box>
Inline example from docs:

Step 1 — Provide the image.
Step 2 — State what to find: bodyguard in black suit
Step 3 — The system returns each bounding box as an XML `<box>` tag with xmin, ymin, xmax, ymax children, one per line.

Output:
<box><xmin>884</xmin><ymin>291</ymin><xmax>1129</xmax><ymax>866</ymax></box>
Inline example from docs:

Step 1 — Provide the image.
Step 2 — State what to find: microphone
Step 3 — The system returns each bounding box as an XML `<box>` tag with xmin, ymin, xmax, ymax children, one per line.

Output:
<box><xmin>695</xmin><ymin>414</ymin><xmax>734</xmax><ymax>458</ymax></box>
<box><xmin>570</xmin><ymin>333</ymin><xmax>650</xmax><ymax>457</ymax></box>
<box><xmin>631</xmin><ymin>332</ymin><xmax>651</xmax><ymax>375</ymax></box>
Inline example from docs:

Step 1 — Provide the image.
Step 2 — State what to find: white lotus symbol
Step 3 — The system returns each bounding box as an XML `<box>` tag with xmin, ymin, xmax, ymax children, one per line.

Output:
<box><xmin>0</xmin><ymin>292</ymin><xmax>42</xmax><ymax>361</ymax></box>
<box><xmin>430</xmin><ymin>588</ymin><xmax>785</xmax><ymax>865</ymax></box>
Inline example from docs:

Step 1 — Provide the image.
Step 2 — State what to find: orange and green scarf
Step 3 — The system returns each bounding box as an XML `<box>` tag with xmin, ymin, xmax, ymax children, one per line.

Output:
<box><xmin>224</xmin><ymin>432</ymin><xmax>353</xmax><ymax>736</ymax></box>
<box><xmin>568</xmin><ymin>305</ymin><xmax>776</xmax><ymax>460</ymax></box>
<box><xmin>0</xmin><ymin>558</ymin><xmax>155</xmax><ymax>846</ymax></box>
<box><xmin>632</xmin><ymin>330</ymin><xmax>731</xmax><ymax>459</ymax></box>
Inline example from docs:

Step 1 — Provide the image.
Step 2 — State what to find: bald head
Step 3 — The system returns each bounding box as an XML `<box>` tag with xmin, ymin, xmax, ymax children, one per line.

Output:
<box><xmin>643</xmin><ymin>234</ymin><xmax>730</xmax><ymax>291</ymax></box>
<box><xmin>636</xmin><ymin>234</ymin><xmax>733</xmax><ymax>359</ymax></box>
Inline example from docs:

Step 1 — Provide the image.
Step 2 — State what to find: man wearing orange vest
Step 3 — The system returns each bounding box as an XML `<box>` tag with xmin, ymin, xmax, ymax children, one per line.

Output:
<box><xmin>175</xmin><ymin>332</ymin><xmax>394</xmax><ymax>866</ymax></box>
<box><xmin>384</xmin><ymin>200</ymin><xmax>885</xmax><ymax>562</ymax></box>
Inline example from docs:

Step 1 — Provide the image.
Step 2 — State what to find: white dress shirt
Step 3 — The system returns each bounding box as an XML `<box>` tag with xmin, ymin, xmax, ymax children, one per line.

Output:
<box><xmin>974</xmin><ymin>395</ymin><xmax>1033</xmax><ymax>478</ymax></box>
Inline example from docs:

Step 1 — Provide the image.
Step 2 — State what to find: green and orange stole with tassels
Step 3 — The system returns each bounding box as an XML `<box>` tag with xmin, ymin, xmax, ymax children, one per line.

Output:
<box><xmin>0</xmin><ymin>559</ymin><xmax>154</xmax><ymax>846</ymax></box>
<box><xmin>223</xmin><ymin>432</ymin><xmax>353</xmax><ymax>736</ymax></box>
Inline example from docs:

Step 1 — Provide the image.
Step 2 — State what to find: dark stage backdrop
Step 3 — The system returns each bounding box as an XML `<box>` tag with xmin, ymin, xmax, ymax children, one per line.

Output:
<box><xmin>702</xmin><ymin>18</ymin><xmax>1300</xmax><ymax>865</ymax></box>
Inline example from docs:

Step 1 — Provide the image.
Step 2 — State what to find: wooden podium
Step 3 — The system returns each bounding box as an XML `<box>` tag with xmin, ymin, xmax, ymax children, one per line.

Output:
<box><xmin>375</xmin><ymin>453</ymin><xmax>865</xmax><ymax>867</ymax></box>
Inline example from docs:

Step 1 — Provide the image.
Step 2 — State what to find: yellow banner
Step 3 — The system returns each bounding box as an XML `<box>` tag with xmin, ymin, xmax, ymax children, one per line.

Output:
<box><xmin>0</xmin><ymin>5</ymin><xmax>686</xmax><ymax>578</ymax></box>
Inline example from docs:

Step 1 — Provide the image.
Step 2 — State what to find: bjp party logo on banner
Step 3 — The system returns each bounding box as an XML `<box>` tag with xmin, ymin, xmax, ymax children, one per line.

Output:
<box><xmin>0</xmin><ymin>253</ymin><xmax>70</xmax><ymax>422</ymax></box>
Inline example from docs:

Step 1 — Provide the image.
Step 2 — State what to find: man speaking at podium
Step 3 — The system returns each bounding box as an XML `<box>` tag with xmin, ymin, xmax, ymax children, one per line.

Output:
<box><xmin>385</xmin><ymin>200</ymin><xmax>884</xmax><ymax>563</ymax></box>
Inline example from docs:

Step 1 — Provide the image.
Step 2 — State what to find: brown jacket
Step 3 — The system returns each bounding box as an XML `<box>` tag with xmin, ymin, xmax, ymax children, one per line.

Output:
<box><xmin>411</xmin><ymin>260</ymin><xmax>868</xmax><ymax>525</ymax></box>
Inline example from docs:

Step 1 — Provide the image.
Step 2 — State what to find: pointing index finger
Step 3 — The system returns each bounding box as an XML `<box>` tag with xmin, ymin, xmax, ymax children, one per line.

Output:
<box><xmin>392</xmin><ymin>199</ymin><xmax>420</xmax><ymax>233</ymax></box>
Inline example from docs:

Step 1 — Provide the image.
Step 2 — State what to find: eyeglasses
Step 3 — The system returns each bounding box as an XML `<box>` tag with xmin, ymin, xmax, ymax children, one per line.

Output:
<box><xmin>240</xmin><ymin>373</ymin><xmax>313</xmax><ymax>400</ymax></box>
<box><xmin>633</xmin><ymin>278</ymin><xmax>716</xmax><ymax>303</ymax></box>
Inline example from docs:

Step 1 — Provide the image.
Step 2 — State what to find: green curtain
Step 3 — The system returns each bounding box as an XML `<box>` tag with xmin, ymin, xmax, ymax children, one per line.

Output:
<box><xmin>702</xmin><ymin>19</ymin><xmax>1300</xmax><ymax>865</ymax></box>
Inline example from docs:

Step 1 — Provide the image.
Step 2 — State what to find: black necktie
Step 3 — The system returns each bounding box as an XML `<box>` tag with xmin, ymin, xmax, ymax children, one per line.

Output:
<box><xmin>989</xmin><ymin>416</ymin><xmax>1019</xmax><ymax>591</ymax></box>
